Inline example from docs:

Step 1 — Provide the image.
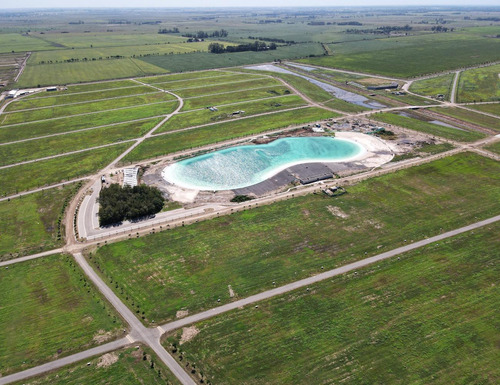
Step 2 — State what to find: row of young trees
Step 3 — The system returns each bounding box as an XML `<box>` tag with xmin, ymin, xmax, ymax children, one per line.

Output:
<box><xmin>208</xmin><ymin>41</ymin><xmax>277</xmax><ymax>54</ymax></box>
<box><xmin>182</xmin><ymin>29</ymin><xmax>228</xmax><ymax>39</ymax></box>
<box><xmin>98</xmin><ymin>184</ymin><xmax>164</xmax><ymax>226</ymax></box>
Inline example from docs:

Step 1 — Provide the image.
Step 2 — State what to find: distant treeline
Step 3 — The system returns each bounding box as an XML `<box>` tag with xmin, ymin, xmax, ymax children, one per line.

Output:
<box><xmin>158</xmin><ymin>27</ymin><xmax>180</xmax><ymax>34</ymax></box>
<box><xmin>308</xmin><ymin>21</ymin><xmax>363</xmax><ymax>26</ymax></box>
<box><xmin>208</xmin><ymin>41</ymin><xmax>277</xmax><ymax>54</ymax></box>
<box><xmin>431</xmin><ymin>25</ymin><xmax>454</xmax><ymax>33</ymax></box>
<box><xmin>182</xmin><ymin>29</ymin><xmax>228</xmax><ymax>39</ymax></box>
<box><xmin>346</xmin><ymin>25</ymin><xmax>412</xmax><ymax>34</ymax></box>
<box><xmin>248</xmin><ymin>36</ymin><xmax>296</xmax><ymax>44</ymax></box>
<box><xmin>98</xmin><ymin>184</ymin><xmax>164</xmax><ymax>226</ymax></box>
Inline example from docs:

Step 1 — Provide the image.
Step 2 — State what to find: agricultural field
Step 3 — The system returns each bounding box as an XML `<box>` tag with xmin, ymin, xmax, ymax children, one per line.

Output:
<box><xmin>0</xmin><ymin>33</ymin><xmax>58</xmax><ymax>53</ymax></box>
<box><xmin>372</xmin><ymin>112</ymin><xmax>485</xmax><ymax>142</ymax></box>
<box><xmin>409</xmin><ymin>73</ymin><xmax>455</xmax><ymax>101</ymax></box>
<box><xmin>457</xmin><ymin>63</ymin><xmax>500</xmax><ymax>103</ymax></box>
<box><xmin>16</xmin><ymin>346</ymin><xmax>182</xmax><ymax>385</ymax></box>
<box><xmin>0</xmin><ymin>143</ymin><xmax>130</xmax><ymax>196</ymax></box>
<box><xmin>468</xmin><ymin>103</ymin><xmax>500</xmax><ymax>116</ymax></box>
<box><xmin>297</xmin><ymin>29</ymin><xmax>500</xmax><ymax>78</ymax></box>
<box><xmin>166</xmin><ymin>222</ymin><xmax>499</xmax><ymax>385</ymax></box>
<box><xmin>121</xmin><ymin>107</ymin><xmax>335</xmax><ymax>163</ymax></box>
<box><xmin>0</xmin><ymin>183</ymin><xmax>80</xmax><ymax>261</ymax></box>
<box><xmin>0</xmin><ymin>254</ymin><xmax>123</xmax><ymax>376</ymax></box>
<box><xmin>429</xmin><ymin>107</ymin><xmax>500</xmax><ymax>133</ymax></box>
<box><xmin>90</xmin><ymin>153</ymin><xmax>500</xmax><ymax>324</ymax></box>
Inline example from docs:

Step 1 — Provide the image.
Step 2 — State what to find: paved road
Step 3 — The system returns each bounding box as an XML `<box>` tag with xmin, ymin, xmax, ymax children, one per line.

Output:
<box><xmin>160</xmin><ymin>214</ymin><xmax>500</xmax><ymax>332</ymax></box>
<box><xmin>0</xmin><ymin>248</ymin><xmax>64</xmax><ymax>268</ymax></box>
<box><xmin>0</xmin><ymin>338</ymin><xmax>130</xmax><ymax>385</ymax></box>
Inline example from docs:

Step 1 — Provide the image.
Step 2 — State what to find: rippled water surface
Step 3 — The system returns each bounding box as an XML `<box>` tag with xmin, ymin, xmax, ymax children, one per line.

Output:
<box><xmin>162</xmin><ymin>137</ymin><xmax>363</xmax><ymax>190</ymax></box>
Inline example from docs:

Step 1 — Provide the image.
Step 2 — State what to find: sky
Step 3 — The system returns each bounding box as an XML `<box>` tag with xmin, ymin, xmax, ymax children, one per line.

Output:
<box><xmin>0</xmin><ymin>1</ymin><xmax>499</xmax><ymax>9</ymax></box>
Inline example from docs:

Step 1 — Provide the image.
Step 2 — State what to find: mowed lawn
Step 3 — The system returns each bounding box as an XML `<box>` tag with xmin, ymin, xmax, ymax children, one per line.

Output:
<box><xmin>167</xmin><ymin>223</ymin><xmax>500</xmax><ymax>385</ymax></box>
<box><xmin>90</xmin><ymin>153</ymin><xmax>500</xmax><ymax>324</ymax></box>
<box><xmin>0</xmin><ymin>183</ymin><xmax>80</xmax><ymax>261</ymax></box>
<box><xmin>16</xmin><ymin>346</ymin><xmax>181</xmax><ymax>385</ymax></box>
<box><xmin>0</xmin><ymin>143</ymin><xmax>131</xmax><ymax>196</ymax></box>
<box><xmin>372</xmin><ymin>112</ymin><xmax>485</xmax><ymax>142</ymax></box>
<box><xmin>121</xmin><ymin>107</ymin><xmax>335</xmax><ymax>163</ymax></box>
<box><xmin>0</xmin><ymin>254</ymin><xmax>123</xmax><ymax>376</ymax></box>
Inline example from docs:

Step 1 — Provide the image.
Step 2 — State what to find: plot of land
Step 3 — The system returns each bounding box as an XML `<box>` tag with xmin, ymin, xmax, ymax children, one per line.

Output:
<box><xmin>457</xmin><ymin>63</ymin><xmax>500</xmax><ymax>103</ymax></box>
<box><xmin>468</xmin><ymin>103</ymin><xmax>500</xmax><ymax>116</ymax></box>
<box><xmin>429</xmin><ymin>107</ymin><xmax>500</xmax><ymax>133</ymax></box>
<box><xmin>0</xmin><ymin>183</ymin><xmax>80</xmax><ymax>261</ymax></box>
<box><xmin>166</xmin><ymin>223</ymin><xmax>499</xmax><ymax>384</ymax></box>
<box><xmin>0</xmin><ymin>254</ymin><xmax>123</xmax><ymax>376</ymax></box>
<box><xmin>410</xmin><ymin>73</ymin><xmax>455</xmax><ymax>101</ymax></box>
<box><xmin>91</xmin><ymin>153</ymin><xmax>500</xmax><ymax>324</ymax></box>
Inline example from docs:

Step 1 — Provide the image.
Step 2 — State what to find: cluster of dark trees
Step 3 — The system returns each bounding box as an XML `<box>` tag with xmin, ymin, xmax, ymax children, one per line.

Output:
<box><xmin>431</xmin><ymin>25</ymin><xmax>454</xmax><ymax>32</ymax></box>
<box><xmin>182</xmin><ymin>29</ymin><xmax>228</xmax><ymax>39</ymax></box>
<box><xmin>208</xmin><ymin>41</ymin><xmax>276</xmax><ymax>54</ymax></box>
<box><xmin>248</xmin><ymin>36</ymin><xmax>296</xmax><ymax>44</ymax></box>
<box><xmin>98</xmin><ymin>184</ymin><xmax>164</xmax><ymax>226</ymax></box>
<box><xmin>346</xmin><ymin>25</ymin><xmax>412</xmax><ymax>34</ymax></box>
<box><xmin>158</xmin><ymin>27</ymin><xmax>179</xmax><ymax>34</ymax></box>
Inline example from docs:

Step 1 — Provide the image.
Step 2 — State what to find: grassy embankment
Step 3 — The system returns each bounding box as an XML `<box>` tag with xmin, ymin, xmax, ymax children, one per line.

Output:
<box><xmin>409</xmin><ymin>73</ymin><xmax>455</xmax><ymax>101</ymax></box>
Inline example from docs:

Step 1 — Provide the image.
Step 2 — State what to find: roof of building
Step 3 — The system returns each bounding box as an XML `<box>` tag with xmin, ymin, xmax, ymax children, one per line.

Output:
<box><xmin>123</xmin><ymin>168</ymin><xmax>139</xmax><ymax>187</ymax></box>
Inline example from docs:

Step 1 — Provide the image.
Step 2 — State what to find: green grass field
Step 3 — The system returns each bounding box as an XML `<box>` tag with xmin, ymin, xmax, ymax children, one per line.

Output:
<box><xmin>409</xmin><ymin>73</ymin><xmax>455</xmax><ymax>101</ymax></box>
<box><xmin>155</xmin><ymin>73</ymin><xmax>266</xmax><ymax>91</ymax></box>
<box><xmin>0</xmin><ymin>254</ymin><xmax>123</xmax><ymax>376</ymax></box>
<box><xmin>0</xmin><ymin>183</ymin><xmax>80</xmax><ymax>261</ymax></box>
<box><xmin>429</xmin><ymin>107</ymin><xmax>500</xmax><ymax>133</ymax></box>
<box><xmin>91</xmin><ymin>153</ymin><xmax>500</xmax><ymax>324</ymax></box>
<box><xmin>0</xmin><ymin>102</ymin><xmax>176</xmax><ymax>143</ymax></box>
<box><xmin>167</xmin><ymin>222</ymin><xmax>499</xmax><ymax>385</ymax></box>
<box><xmin>141</xmin><ymin>70</ymin><xmax>236</xmax><ymax>85</ymax></box>
<box><xmin>156</xmin><ymin>95</ymin><xmax>306</xmax><ymax>133</ymax></box>
<box><xmin>181</xmin><ymin>86</ymin><xmax>293</xmax><ymax>111</ymax></box>
<box><xmin>297</xmin><ymin>31</ymin><xmax>500</xmax><ymax>77</ymax></box>
<box><xmin>17</xmin><ymin>58</ymin><xmax>169</xmax><ymax>87</ymax></box>
<box><xmin>1</xmin><ymin>93</ymin><xmax>175</xmax><ymax>125</ymax></box>
<box><xmin>6</xmin><ymin>85</ymin><xmax>154</xmax><ymax>110</ymax></box>
<box><xmin>0</xmin><ymin>118</ymin><xmax>161</xmax><ymax>167</ymax></box>
<box><xmin>372</xmin><ymin>112</ymin><xmax>485</xmax><ymax>142</ymax></box>
<box><xmin>457</xmin><ymin>63</ymin><xmax>500</xmax><ymax>103</ymax></box>
<box><xmin>172</xmin><ymin>78</ymin><xmax>281</xmax><ymax>98</ymax></box>
<box><xmin>17</xmin><ymin>346</ymin><xmax>182</xmax><ymax>385</ymax></box>
<box><xmin>468</xmin><ymin>103</ymin><xmax>500</xmax><ymax>116</ymax></box>
<box><xmin>0</xmin><ymin>33</ymin><xmax>58</xmax><ymax>53</ymax></box>
<box><xmin>121</xmin><ymin>107</ymin><xmax>335</xmax><ymax>163</ymax></box>
<box><xmin>485</xmin><ymin>140</ymin><xmax>500</xmax><ymax>155</ymax></box>
<box><xmin>0</xmin><ymin>143</ymin><xmax>130</xmax><ymax>195</ymax></box>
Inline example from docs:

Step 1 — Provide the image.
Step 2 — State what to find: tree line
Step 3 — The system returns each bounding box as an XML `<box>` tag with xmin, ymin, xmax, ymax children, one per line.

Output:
<box><xmin>208</xmin><ymin>41</ymin><xmax>277</xmax><ymax>54</ymax></box>
<box><xmin>98</xmin><ymin>184</ymin><xmax>165</xmax><ymax>226</ymax></box>
<box><xmin>182</xmin><ymin>29</ymin><xmax>229</xmax><ymax>39</ymax></box>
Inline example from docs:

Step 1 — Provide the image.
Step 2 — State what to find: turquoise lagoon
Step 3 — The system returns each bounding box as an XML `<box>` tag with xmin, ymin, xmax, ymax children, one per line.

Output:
<box><xmin>162</xmin><ymin>137</ymin><xmax>364</xmax><ymax>191</ymax></box>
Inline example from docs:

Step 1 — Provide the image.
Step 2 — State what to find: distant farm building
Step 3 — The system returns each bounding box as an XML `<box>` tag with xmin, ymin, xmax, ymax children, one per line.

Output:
<box><xmin>46</xmin><ymin>86</ymin><xmax>58</xmax><ymax>92</ymax></box>
<box><xmin>123</xmin><ymin>168</ymin><xmax>139</xmax><ymax>187</ymax></box>
<box><xmin>366</xmin><ymin>82</ymin><xmax>399</xmax><ymax>90</ymax></box>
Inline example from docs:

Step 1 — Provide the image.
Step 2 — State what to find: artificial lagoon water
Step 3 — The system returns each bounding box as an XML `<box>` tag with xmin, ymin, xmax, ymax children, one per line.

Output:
<box><xmin>162</xmin><ymin>137</ymin><xmax>364</xmax><ymax>191</ymax></box>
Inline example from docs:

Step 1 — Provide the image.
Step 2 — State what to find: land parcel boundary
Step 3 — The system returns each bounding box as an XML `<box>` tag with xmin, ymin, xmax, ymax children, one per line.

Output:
<box><xmin>0</xmin><ymin>254</ymin><xmax>123</xmax><ymax>376</ymax></box>
<box><xmin>121</xmin><ymin>107</ymin><xmax>335</xmax><ymax>163</ymax></box>
<box><xmin>91</xmin><ymin>152</ymin><xmax>500</xmax><ymax>324</ymax></box>
<box><xmin>166</xmin><ymin>222</ymin><xmax>500</xmax><ymax>385</ymax></box>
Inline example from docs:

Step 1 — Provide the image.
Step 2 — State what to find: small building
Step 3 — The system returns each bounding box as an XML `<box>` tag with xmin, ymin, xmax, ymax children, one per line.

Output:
<box><xmin>46</xmin><ymin>87</ymin><xmax>58</xmax><ymax>92</ymax></box>
<box><xmin>123</xmin><ymin>168</ymin><xmax>139</xmax><ymax>187</ymax></box>
<box><xmin>6</xmin><ymin>90</ymin><xmax>18</xmax><ymax>99</ymax></box>
<box><xmin>366</xmin><ymin>82</ymin><xmax>399</xmax><ymax>91</ymax></box>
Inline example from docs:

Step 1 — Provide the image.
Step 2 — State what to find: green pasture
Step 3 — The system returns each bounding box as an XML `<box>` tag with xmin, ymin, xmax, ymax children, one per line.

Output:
<box><xmin>156</xmin><ymin>95</ymin><xmax>306</xmax><ymax>133</ymax></box>
<box><xmin>297</xmin><ymin>31</ymin><xmax>500</xmax><ymax>77</ymax></box>
<box><xmin>182</xmin><ymin>86</ymin><xmax>292</xmax><ymax>111</ymax></box>
<box><xmin>469</xmin><ymin>103</ymin><xmax>500</xmax><ymax>116</ymax></box>
<box><xmin>0</xmin><ymin>254</ymin><xmax>123</xmax><ymax>376</ymax></box>
<box><xmin>0</xmin><ymin>183</ymin><xmax>80</xmax><ymax>261</ymax></box>
<box><xmin>430</xmin><ymin>107</ymin><xmax>500</xmax><ymax>132</ymax></box>
<box><xmin>0</xmin><ymin>103</ymin><xmax>176</xmax><ymax>143</ymax></box>
<box><xmin>59</xmin><ymin>80</ymin><xmax>140</xmax><ymax>93</ymax></box>
<box><xmin>170</xmin><ymin>223</ymin><xmax>500</xmax><ymax>385</ymax></box>
<box><xmin>272</xmin><ymin>72</ymin><xmax>333</xmax><ymax>103</ymax></box>
<box><xmin>372</xmin><ymin>112</ymin><xmax>485</xmax><ymax>142</ymax></box>
<box><xmin>17</xmin><ymin>58</ymin><xmax>168</xmax><ymax>87</ymax></box>
<box><xmin>485</xmin><ymin>140</ymin><xmax>500</xmax><ymax>155</ymax></box>
<box><xmin>457</xmin><ymin>63</ymin><xmax>500</xmax><ymax>103</ymax></box>
<box><xmin>0</xmin><ymin>118</ymin><xmax>161</xmax><ymax>167</ymax></box>
<box><xmin>141</xmin><ymin>70</ymin><xmax>236</xmax><ymax>85</ymax></box>
<box><xmin>91</xmin><ymin>153</ymin><xmax>500</xmax><ymax>324</ymax></box>
<box><xmin>16</xmin><ymin>346</ymin><xmax>182</xmax><ymax>385</ymax></box>
<box><xmin>139</xmin><ymin>43</ymin><xmax>325</xmax><ymax>73</ymax></box>
<box><xmin>6</xmin><ymin>85</ymin><xmax>153</xmax><ymax>110</ymax></box>
<box><xmin>173</xmin><ymin>78</ymin><xmax>281</xmax><ymax>98</ymax></box>
<box><xmin>0</xmin><ymin>33</ymin><xmax>58</xmax><ymax>53</ymax></box>
<box><xmin>1</xmin><ymin>93</ymin><xmax>175</xmax><ymax>125</ymax></box>
<box><xmin>0</xmin><ymin>143</ymin><xmax>130</xmax><ymax>195</ymax></box>
<box><xmin>122</xmin><ymin>107</ymin><xmax>335</xmax><ymax>163</ymax></box>
<box><xmin>323</xmin><ymin>98</ymin><xmax>369</xmax><ymax>113</ymax></box>
<box><xmin>157</xmin><ymin>73</ymin><xmax>266</xmax><ymax>92</ymax></box>
<box><xmin>410</xmin><ymin>73</ymin><xmax>455</xmax><ymax>100</ymax></box>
